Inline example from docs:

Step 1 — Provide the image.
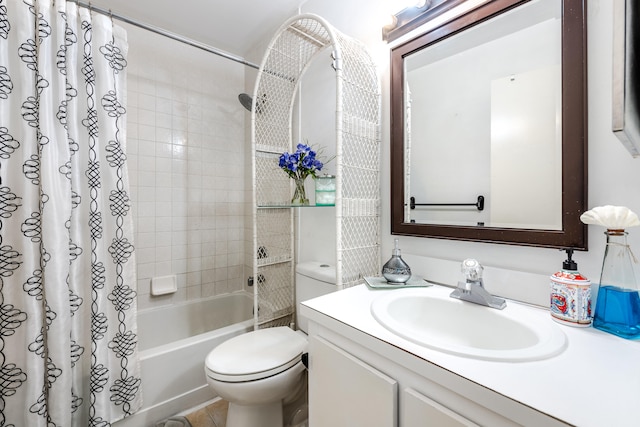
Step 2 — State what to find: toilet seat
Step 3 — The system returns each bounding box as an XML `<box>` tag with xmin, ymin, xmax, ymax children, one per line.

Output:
<box><xmin>205</xmin><ymin>326</ymin><xmax>307</xmax><ymax>382</ymax></box>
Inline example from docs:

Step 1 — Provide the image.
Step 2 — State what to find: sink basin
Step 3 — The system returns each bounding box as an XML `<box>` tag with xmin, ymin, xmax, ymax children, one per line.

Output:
<box><xmin>370</xmin><ymin>288</ymin><xmax>566</xmax><ymax>362</ymax></box>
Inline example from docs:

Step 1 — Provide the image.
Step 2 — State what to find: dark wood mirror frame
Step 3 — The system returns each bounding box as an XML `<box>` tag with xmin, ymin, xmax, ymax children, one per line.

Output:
<box><xmin>390</xmin><ymin>0</ymin><xmax>588</xmax><ymax>249</ymax></box>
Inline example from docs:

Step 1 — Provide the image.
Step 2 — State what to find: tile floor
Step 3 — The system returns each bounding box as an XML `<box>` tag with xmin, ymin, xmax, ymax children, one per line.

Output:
<box><xmin>159</xmin><ymin>380</ymin><xmax>308</xmax><ymax>427</ymax></box>
<box><xmin>184</xmin><ymin>399</ymin><xmax>229</xmax><ymax>427</ymax></box>
<box><xmin>157</xmin><ymin>399</ymin><xmax>228</xmax><ymax>427</ymax></box>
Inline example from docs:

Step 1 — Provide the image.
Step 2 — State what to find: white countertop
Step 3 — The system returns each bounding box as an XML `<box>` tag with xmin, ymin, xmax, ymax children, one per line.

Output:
<box><xmin>300</xmin><ymin>283</ymin><xmax>640</xmax><ymax>427</ymax></box>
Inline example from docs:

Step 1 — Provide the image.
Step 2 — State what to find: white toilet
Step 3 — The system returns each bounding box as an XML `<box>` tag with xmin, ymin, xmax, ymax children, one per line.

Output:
<box><xmin>204</xmin><ymin>261</ymin><xmax>337</xmax><ymax>427</ymax></box>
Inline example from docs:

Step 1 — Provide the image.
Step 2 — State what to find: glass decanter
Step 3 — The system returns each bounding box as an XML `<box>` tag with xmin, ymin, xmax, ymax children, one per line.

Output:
<box><xmin>382</xmin><ymin>239</ymin><xmax>411</xmax><ymax>284</ymax></box>
<box><xmin>593</xmin><ymin>229</ymin><xmax>640</xmax><ymax>339</ymax></box>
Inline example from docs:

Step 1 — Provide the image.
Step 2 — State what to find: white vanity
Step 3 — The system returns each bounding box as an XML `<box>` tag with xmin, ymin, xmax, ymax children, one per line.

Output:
<box><xmin>299</xmin><ymin>284</ymin><xmax>640</xmax><ymax>427</ymax></box>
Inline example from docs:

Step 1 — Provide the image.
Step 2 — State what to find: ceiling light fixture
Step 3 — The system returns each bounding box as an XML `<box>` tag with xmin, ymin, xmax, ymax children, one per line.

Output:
<box><xmin>382</xmin><ymin>0</ymin><xmax>466</xmax><ymax>43</ymax></box>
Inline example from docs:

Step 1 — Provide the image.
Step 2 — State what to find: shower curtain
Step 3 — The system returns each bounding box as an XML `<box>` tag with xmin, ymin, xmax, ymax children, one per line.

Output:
<box><xmin>0</xmin><ymin>1</ymin><xmax>140</xmax><ymax>425</ymax></box>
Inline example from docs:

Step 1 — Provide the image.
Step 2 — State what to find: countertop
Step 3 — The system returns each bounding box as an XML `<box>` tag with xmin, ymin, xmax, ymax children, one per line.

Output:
<box><xmin>300</xmin><ymin>283</ymin><xmax>640</xmax><ymax>427</ymax></box>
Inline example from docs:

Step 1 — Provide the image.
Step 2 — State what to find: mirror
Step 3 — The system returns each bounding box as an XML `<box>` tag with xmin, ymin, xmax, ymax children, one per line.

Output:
<box><xmin>390</xmin><ymin>0</ymin><xmax>587</xmax><ymax>249</ymax></box>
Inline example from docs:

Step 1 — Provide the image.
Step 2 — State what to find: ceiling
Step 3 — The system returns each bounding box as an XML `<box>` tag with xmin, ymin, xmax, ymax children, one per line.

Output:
<box><xmin>87</xmin><ymin>0</ymin><xmax>306</xmax><ymax>58</ymax></box>
<box><xmin>85</xmin><ymin>0</ymin><xmax>398</xmax><ymax>61</ymax></box>
<box><xmin>86</xmin><ymin>0</ymin><xmax>402</xmax><ymax>63</ymax></box>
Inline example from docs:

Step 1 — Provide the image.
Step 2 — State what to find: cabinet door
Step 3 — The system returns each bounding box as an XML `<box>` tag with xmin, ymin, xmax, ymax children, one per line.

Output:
<box><xmin>403</xmin><ymin>388</ymin><xmax>480</xmax><ymax>427</ymax></box>
<box><xmin>309</xmin><ymin>335</ymin><xmax>398</xmax><ymax>427</ymax></box>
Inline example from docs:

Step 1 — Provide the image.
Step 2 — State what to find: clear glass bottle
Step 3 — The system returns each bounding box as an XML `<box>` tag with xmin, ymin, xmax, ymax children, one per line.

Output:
<box><xmin>382</xmin><ymin>239</ymin><xmax>411</xmax><ymax>284</ymax></box>
<box><xmin>593</xmin><ymin>229</ymin><xmax>640</xmax><ymax>339</ymax></box>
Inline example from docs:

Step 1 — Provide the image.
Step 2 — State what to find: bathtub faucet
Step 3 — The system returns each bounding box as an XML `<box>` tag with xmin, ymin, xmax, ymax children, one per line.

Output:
<box><xmin>449</xmin><ymin>259</ymin><xmax>506</xmax><ymax>310</ymax></box>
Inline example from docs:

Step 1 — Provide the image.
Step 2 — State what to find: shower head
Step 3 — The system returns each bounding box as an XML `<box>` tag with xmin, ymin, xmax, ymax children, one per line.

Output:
<box><xmin>238</xmin><ymin>93</ymin><xmax>267</xmax><ymax>113</ymax></box>
<box><xmin>238</xmin><ymin>93</ymin><xmax>253</xmax><ymax>112</ymax></box>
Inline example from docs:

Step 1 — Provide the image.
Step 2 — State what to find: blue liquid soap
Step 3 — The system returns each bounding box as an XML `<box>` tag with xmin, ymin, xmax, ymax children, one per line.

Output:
<box><xmin>593</xmin><ymin>285</ymin><xmax>640</xmax><ymax>339</ymax></box>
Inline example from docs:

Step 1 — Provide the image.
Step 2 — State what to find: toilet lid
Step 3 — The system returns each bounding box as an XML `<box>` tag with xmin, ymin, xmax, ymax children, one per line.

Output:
<box><xmin>205</xmin><ymin>326</ymin><xmax>307</xmax><ymax>382</ymax></box>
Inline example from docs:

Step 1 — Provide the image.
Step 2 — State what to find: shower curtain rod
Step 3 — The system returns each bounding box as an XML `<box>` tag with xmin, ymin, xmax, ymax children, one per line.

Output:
<box><xmin>67</xmin><ymin>0</ymin><xmax>260</xmax><ymax>69</ymax></box>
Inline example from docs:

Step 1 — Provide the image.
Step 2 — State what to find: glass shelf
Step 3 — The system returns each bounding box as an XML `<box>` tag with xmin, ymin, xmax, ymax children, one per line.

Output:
<box><xmin>257</xmin><ymin>204</ymin><xmax>335</xmax><ymax>208</ymax></box>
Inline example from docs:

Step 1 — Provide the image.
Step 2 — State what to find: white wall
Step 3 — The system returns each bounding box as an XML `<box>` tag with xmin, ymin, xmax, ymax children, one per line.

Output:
<box><xmin>297</xmin><ymin>50</ymin><xmax>339</xmax><ymax>265</ymax></box>
<box><xmin>125</xmin><ymin>23</ymin><xmax>247</xmax><ymax>310</ymax></box>
<box><xmin>490</xmin><ymin>65</ymin><xmax>562</xmax><ymax>229</ymax></box>
<box><xmin>297</xmin><ymin>0</ymin><xmax>640</xmax><ymax>304</ymax></box>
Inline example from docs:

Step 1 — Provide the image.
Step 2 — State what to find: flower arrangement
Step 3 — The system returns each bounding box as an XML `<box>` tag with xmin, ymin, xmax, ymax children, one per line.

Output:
<box><xmin>279</xmin><ymin>143</ymin><xmax>325</xmax><ymax>179</ymax></box>
<box><xmin>279</xmin><ymin>143</ymin><xmax>327</xmax><ymax>205</ymax></box>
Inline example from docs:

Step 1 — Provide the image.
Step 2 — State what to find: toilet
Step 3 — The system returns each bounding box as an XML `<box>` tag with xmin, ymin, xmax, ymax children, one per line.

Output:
<box><xmin>204</xmin><ymin>261</ymin><xmax>337</xmax><ymax>427</ymax></box>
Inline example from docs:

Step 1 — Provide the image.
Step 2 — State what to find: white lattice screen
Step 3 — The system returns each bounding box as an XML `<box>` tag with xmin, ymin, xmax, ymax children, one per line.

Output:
<box><xmin>251</xmin><ymin>14</ymin><xmax>381</xmax><ymax>329</ymax></box>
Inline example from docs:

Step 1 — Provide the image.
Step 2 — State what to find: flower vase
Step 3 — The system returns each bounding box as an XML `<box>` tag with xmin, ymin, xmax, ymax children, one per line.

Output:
<box><xmin>291</xmin><ymin>178</ymin><xmax>309</xmax><ymax>206</ymax></box>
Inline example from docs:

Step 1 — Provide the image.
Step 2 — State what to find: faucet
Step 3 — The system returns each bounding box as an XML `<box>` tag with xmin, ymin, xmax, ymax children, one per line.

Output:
<box><xmin>450</xmin><ymin>259</ymin><xmax>506</xmax><ymax>310</ymax></box>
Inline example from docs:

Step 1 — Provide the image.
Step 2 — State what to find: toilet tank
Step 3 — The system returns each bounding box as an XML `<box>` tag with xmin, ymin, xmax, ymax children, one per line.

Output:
<box><xmin>296</xmin><ymin>261</ymin><xmax>338</xmax><ymax>333</ymax></box>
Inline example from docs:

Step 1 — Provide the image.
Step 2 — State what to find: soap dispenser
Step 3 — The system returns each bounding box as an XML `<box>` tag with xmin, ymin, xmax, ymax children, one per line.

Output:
<box><xmin>550</xmin><ymin>249</ymin><xmax>592</xmax><ymax>327</ymax></box>
<box><xmin>382</xmin><ymin>239</ymin><xmax>411</xmax><ymax>284</ymax></box>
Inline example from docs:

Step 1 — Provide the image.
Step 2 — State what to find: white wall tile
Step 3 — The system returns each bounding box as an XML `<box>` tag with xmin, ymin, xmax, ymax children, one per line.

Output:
<box><xmin>156</xmin><ymin>96</ymin><xmax>172</xmax><ymax>114</ymax></box>
<box><xmin>171</xmin><ymin>230</ymin><xmax>188</xmax><ymax>246</ymax></box>
<box><xmin>137</xmin><ymin>262</ymin><xmax>155</xmax><ymax>279</ymax></box>
<box><xmin>138</xmin><ymin>79</ymin><xmax>156</xmax><ymax>96</ymax></box>
<box><xmin>138</xmin><ymin>93</ymin><xmax>156</xmax><ymax>108</ymax></box>
<box><xmin>172</xmin><ymin>116</ymin><xmax>188</xmax><ymax>132</ymax></box>
<box><xmin>127</xmin><ymin>109</ymin><xmax>139</xmax><ymax>126</ymax></box>
<box><xmin>137</xmin><ymin>217</ymin><xmax>155</xmax><ymax>233</ymax></box>
<box><xmin>137</xmin><ymin>171</ymin><xmax>156</xmax><ymax>187</ymax></box>
<box><xmin>186</xmin><ymin>285</ymin><xmax>202</xmax><ymax>300</ymax></box>
<box><xmin>155</xmin><ymin>202</ymin><xmax>173</xmax><ymax>217</ymax></box>
<box><xmin>136</xmin><ymin>247</ymin><xmax>155</xmax><ymax>265</ymax></box>
<box><xmin>136</xmin><ymin>202</ymin><xmax>155</xmax><ymax>219</ymax></box>
<box><xmin>155</xmin><ymin>231</ymin><xmax>172</xmax><ymax>247</ymax></box>
<box><xmin>156</xmin><ymin>113</ymin><xmax>172</xmax><ymax>127</ymax></box>
<box><xmin>138</xmin><ymin>109</ymin><xmax>155</xmax><ymax>126</ymax></box>
<box><xmin>127</xmin><ymin>26</ymin><xmax>248</xmax><ymax>311</ymax></box>
<box><xmin>156</xmin><ymin>217</ymin><xmax>171</xmax><ymax>232</ymax></box>
<box><xmin>155</xmin><ymin>157</ymin><xmax>172</xmax><ymax>172</ymax></box>
<box><xmin>172</xmin><ymin>259</ymin><xmax>188</xmax><ymax>274</ymax></box>
<box><xmin>202</xmin><ymin>256</ymin><xmax>215</xmax><ymax>270</ymax></box>
<box><xmin>137</xmin><ymin>186</ymin><xmax>155</xmax><ymax>202</ymax></box>
<box><xmin>154</xmin><ymin>261</ymin><xmax>172</xmax><ymax>277</ymax></box>
<box><xmin>202</xmin><ymin>282</ymin><xmax>216</xmax><ymax>298</ymax></box>
<box><xmin>187</xmin><ymin>271</ymin><xmax>202</xmax><ymax>286</ymax></box>
<box><xmin>155</xmin><ymin>246</ymin><xmax>172</xmax><ymax>262</ymax></box>
<box><xmin>155</xmin><ymin>172</ymin><xmax>172</xmax><ymax>187</ymax></box>
<box><xmin>172</xmin><ymin>159</ymin><xmax>188</xmax><ymax>174</ymax></box>
<box><xmin>156</xmin><ymin>128</ymin><xmax>172</xmax><ymax>144</ymax></box>
<box><xmin>138</xmin><ymin>156</ymin><xmax>156</xmax><ymax>172</ymax></box>
<box><xmin>214</xmin><ymin>254</ymin><xmax>228</xmax><ymax>268</ymax></box>
<box><xmin>138</xmin><ymin>125</ymin><xmax>156</xmax><ymax>143</ymax></box>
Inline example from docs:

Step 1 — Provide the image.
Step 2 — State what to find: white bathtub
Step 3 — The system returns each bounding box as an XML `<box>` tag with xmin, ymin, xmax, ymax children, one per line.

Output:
<box><xmin>114</xmin><ymin>292</ymin><xmax>254</xmax><ymax>427</ymax></box>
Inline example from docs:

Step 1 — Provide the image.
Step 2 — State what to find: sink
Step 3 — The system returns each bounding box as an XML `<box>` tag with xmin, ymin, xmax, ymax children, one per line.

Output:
<box><xmin>370</xmin><ymin>288</ymin><xmax>567</xmax><ymax>362</ymax></box>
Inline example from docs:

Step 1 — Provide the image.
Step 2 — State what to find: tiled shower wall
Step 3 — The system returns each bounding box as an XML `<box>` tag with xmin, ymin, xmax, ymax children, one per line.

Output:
<box><xmin>123</xmin><ymin>24</ymin><xmax>249</xmax><ymax>311</ymax></box>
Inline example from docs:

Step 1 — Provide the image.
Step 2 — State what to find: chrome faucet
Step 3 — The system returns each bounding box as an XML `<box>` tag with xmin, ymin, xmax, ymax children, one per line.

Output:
<box><xmin>450</xmin><ymin>259</ymin><xmax>506</xmax><ymax>310</ymax></box>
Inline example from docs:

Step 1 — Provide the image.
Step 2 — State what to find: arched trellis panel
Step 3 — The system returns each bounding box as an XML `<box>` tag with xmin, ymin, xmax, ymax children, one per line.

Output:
<box><xmin>251</xmin><ymin>14</ymin><xmax>381</xmax><ymax>329</ymax></box>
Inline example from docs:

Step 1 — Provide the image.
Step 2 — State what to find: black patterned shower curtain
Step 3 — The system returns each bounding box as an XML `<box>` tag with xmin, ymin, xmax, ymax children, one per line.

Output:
<box><xmin>0</xmin><ymin>0</ymin><xmax>141</xmax><ymax>425</ymax></box>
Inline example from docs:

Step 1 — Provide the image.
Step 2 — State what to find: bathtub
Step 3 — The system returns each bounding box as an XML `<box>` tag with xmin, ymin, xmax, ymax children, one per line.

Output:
<box><xmin>114</xmin><ymin>292</ymin><xmax>254</xmax><ymax>427</ymax></box>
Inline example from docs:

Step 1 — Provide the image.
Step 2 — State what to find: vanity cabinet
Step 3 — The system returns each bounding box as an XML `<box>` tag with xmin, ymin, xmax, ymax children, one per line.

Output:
<box><xmin>310</xmin><ymin>335</ymin><xmax>397</xmax><ymax>427</ymax></box>
<box><xmin>306</xmin><ymin>318</ymin><xmax>569</xmax><ymax>427</ymax></box>
<box><xmin>402</xmin><ymin>388</ymin><xmax>479</xmax><ymax>427</ymax></box>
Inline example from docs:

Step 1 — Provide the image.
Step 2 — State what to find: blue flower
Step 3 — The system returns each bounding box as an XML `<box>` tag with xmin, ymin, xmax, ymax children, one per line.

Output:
<box><xmin>279</xmin><ymin>141</ymin><xmax>328</xmax><ymax>180</ymax></box>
